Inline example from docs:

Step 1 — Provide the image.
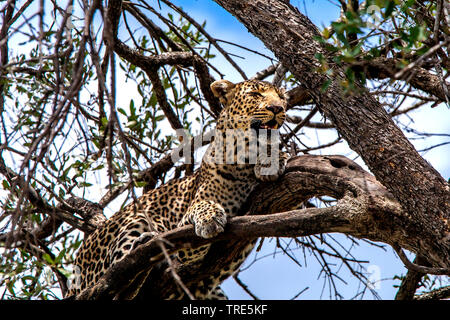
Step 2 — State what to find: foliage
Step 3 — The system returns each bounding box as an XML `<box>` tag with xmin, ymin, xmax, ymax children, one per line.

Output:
<box><xmin>317</xmin><ymin>1</ymin><xmax>447</xmax><ymax>95</ymax></box>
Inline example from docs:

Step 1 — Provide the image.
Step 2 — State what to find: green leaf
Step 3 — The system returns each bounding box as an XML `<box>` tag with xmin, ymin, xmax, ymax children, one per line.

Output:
<box><xmin>134</xmin><ymin>181</ymin><xmax>147</xmax><ymax>188</ymax></box>
<box><xmin>42</xmin><ymin>253</ymin><xmax>55</xmax><ymax>265</ymax></box>
<box><xmin>118</xmin><ymin>108</ymin><xmax>127</xmax><ymax>116</ymax></box>
<box><xmin>384</xmin><ymin>1</ymin><xmax>395</xmax><ymax>18</ymax></box>
<box><xmin>78</xmin><ymin>182</ymin><xmax>92</xmax><ymax>188</ymax></box>
<box><xmin>55</xmin><ymin>249</ymin><xmax>66</xmax><ymax>264</ymax></box>
<box><xmin>2</xmin><ymin>179</ymin><xmax>10</xmax><ymax>190</ymax></box>
<box><xmin>101</xmin><ymin>116</ymin><xmax>108</xmax><ymax>128</ymax></box>
<box><xmin>129</xmin><ymin>99</ymin><xmax>136</xmax><ymax>115</ymax></box>
<box><xmin>6</xmin><ymin>279</ymin><xmax>16</xmax><ymax>296</ymax></box>
<box><xmin>154</xmin><ymin>115</ymin><xmax>165</xmax><ymax>122</ymax></box>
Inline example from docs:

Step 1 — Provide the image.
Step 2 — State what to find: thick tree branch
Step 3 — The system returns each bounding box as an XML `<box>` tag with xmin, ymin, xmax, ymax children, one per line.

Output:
<box><xmin>286</xmin><ymin>85</ymin><xmax>311</xmax><ymax>109</ymax></box>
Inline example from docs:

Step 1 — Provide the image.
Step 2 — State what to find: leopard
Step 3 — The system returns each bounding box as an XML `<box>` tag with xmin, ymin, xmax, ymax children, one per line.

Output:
<box><xmin>67</xmin><ymin>79</ymin><xmax>288</xmax><ymax>299</ymax></box>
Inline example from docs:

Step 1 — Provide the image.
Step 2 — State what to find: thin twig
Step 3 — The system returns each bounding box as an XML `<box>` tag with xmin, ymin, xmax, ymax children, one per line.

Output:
<box><xmin>233</xmin><ymin>273</ymin><xmax>259</xmax><ymax>300</ymax></box>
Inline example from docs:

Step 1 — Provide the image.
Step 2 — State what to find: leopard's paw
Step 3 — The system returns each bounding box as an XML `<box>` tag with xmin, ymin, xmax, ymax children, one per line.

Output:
<box><xmin>189</xmin><ymin>200</ymin><xmax>227</xmax><ymax>239</ymax></box>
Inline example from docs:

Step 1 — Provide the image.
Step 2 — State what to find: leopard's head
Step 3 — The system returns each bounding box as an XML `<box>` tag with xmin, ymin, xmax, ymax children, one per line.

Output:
<box><xmin>211</xmin><ymin>79</ymin><xmax>287</xmax><ymax>132</ymax></box>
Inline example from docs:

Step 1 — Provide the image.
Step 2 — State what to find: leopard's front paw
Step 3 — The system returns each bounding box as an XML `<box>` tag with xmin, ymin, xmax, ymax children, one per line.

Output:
<box><xmin>179</xmin><ymin>200</ymin><xmax>227</xmax><ymax>239</ymax></box>
<box><xmin>194</xmin><ymin>202</ymin><xmax>227</xmax><ymax>238</ymax></box>
<box><xmin>254</xmin><ymin>152</ymin><xmax>288</xmax><ymax>182</ymax></box>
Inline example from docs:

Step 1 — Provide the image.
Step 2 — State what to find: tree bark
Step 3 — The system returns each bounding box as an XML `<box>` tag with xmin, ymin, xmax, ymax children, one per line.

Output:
<box><xmin>213</xmin><ymin>0</ymin><xmax>450</xmax><ymax>267</ymax></box>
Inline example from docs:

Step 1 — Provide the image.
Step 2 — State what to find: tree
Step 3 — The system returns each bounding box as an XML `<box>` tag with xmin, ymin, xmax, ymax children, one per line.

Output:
<box><xmin>0</xmin><ymin>0</ymin><xmax>448</xmax><ymax>300</ymax></box>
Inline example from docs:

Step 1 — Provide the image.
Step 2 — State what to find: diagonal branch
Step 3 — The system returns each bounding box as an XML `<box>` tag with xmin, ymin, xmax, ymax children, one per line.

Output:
<box><xmin>114</xmin><ymin>40</ymin><xmax>195</xmax><ymax>69</ymax></box>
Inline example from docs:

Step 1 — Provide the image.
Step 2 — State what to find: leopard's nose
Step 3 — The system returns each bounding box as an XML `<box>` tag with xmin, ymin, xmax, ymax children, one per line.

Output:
<box><xmin>266</xmin><ymin>105</ymin><xmax>284</xmax><ymax>114</ymax></box>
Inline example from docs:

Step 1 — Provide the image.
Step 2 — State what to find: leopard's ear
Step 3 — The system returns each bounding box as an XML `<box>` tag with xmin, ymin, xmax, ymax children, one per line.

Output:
<box><xmin>210</xmin><ymin>80</ymin><xmax>236</xmax><ymax>106</ymax></box>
